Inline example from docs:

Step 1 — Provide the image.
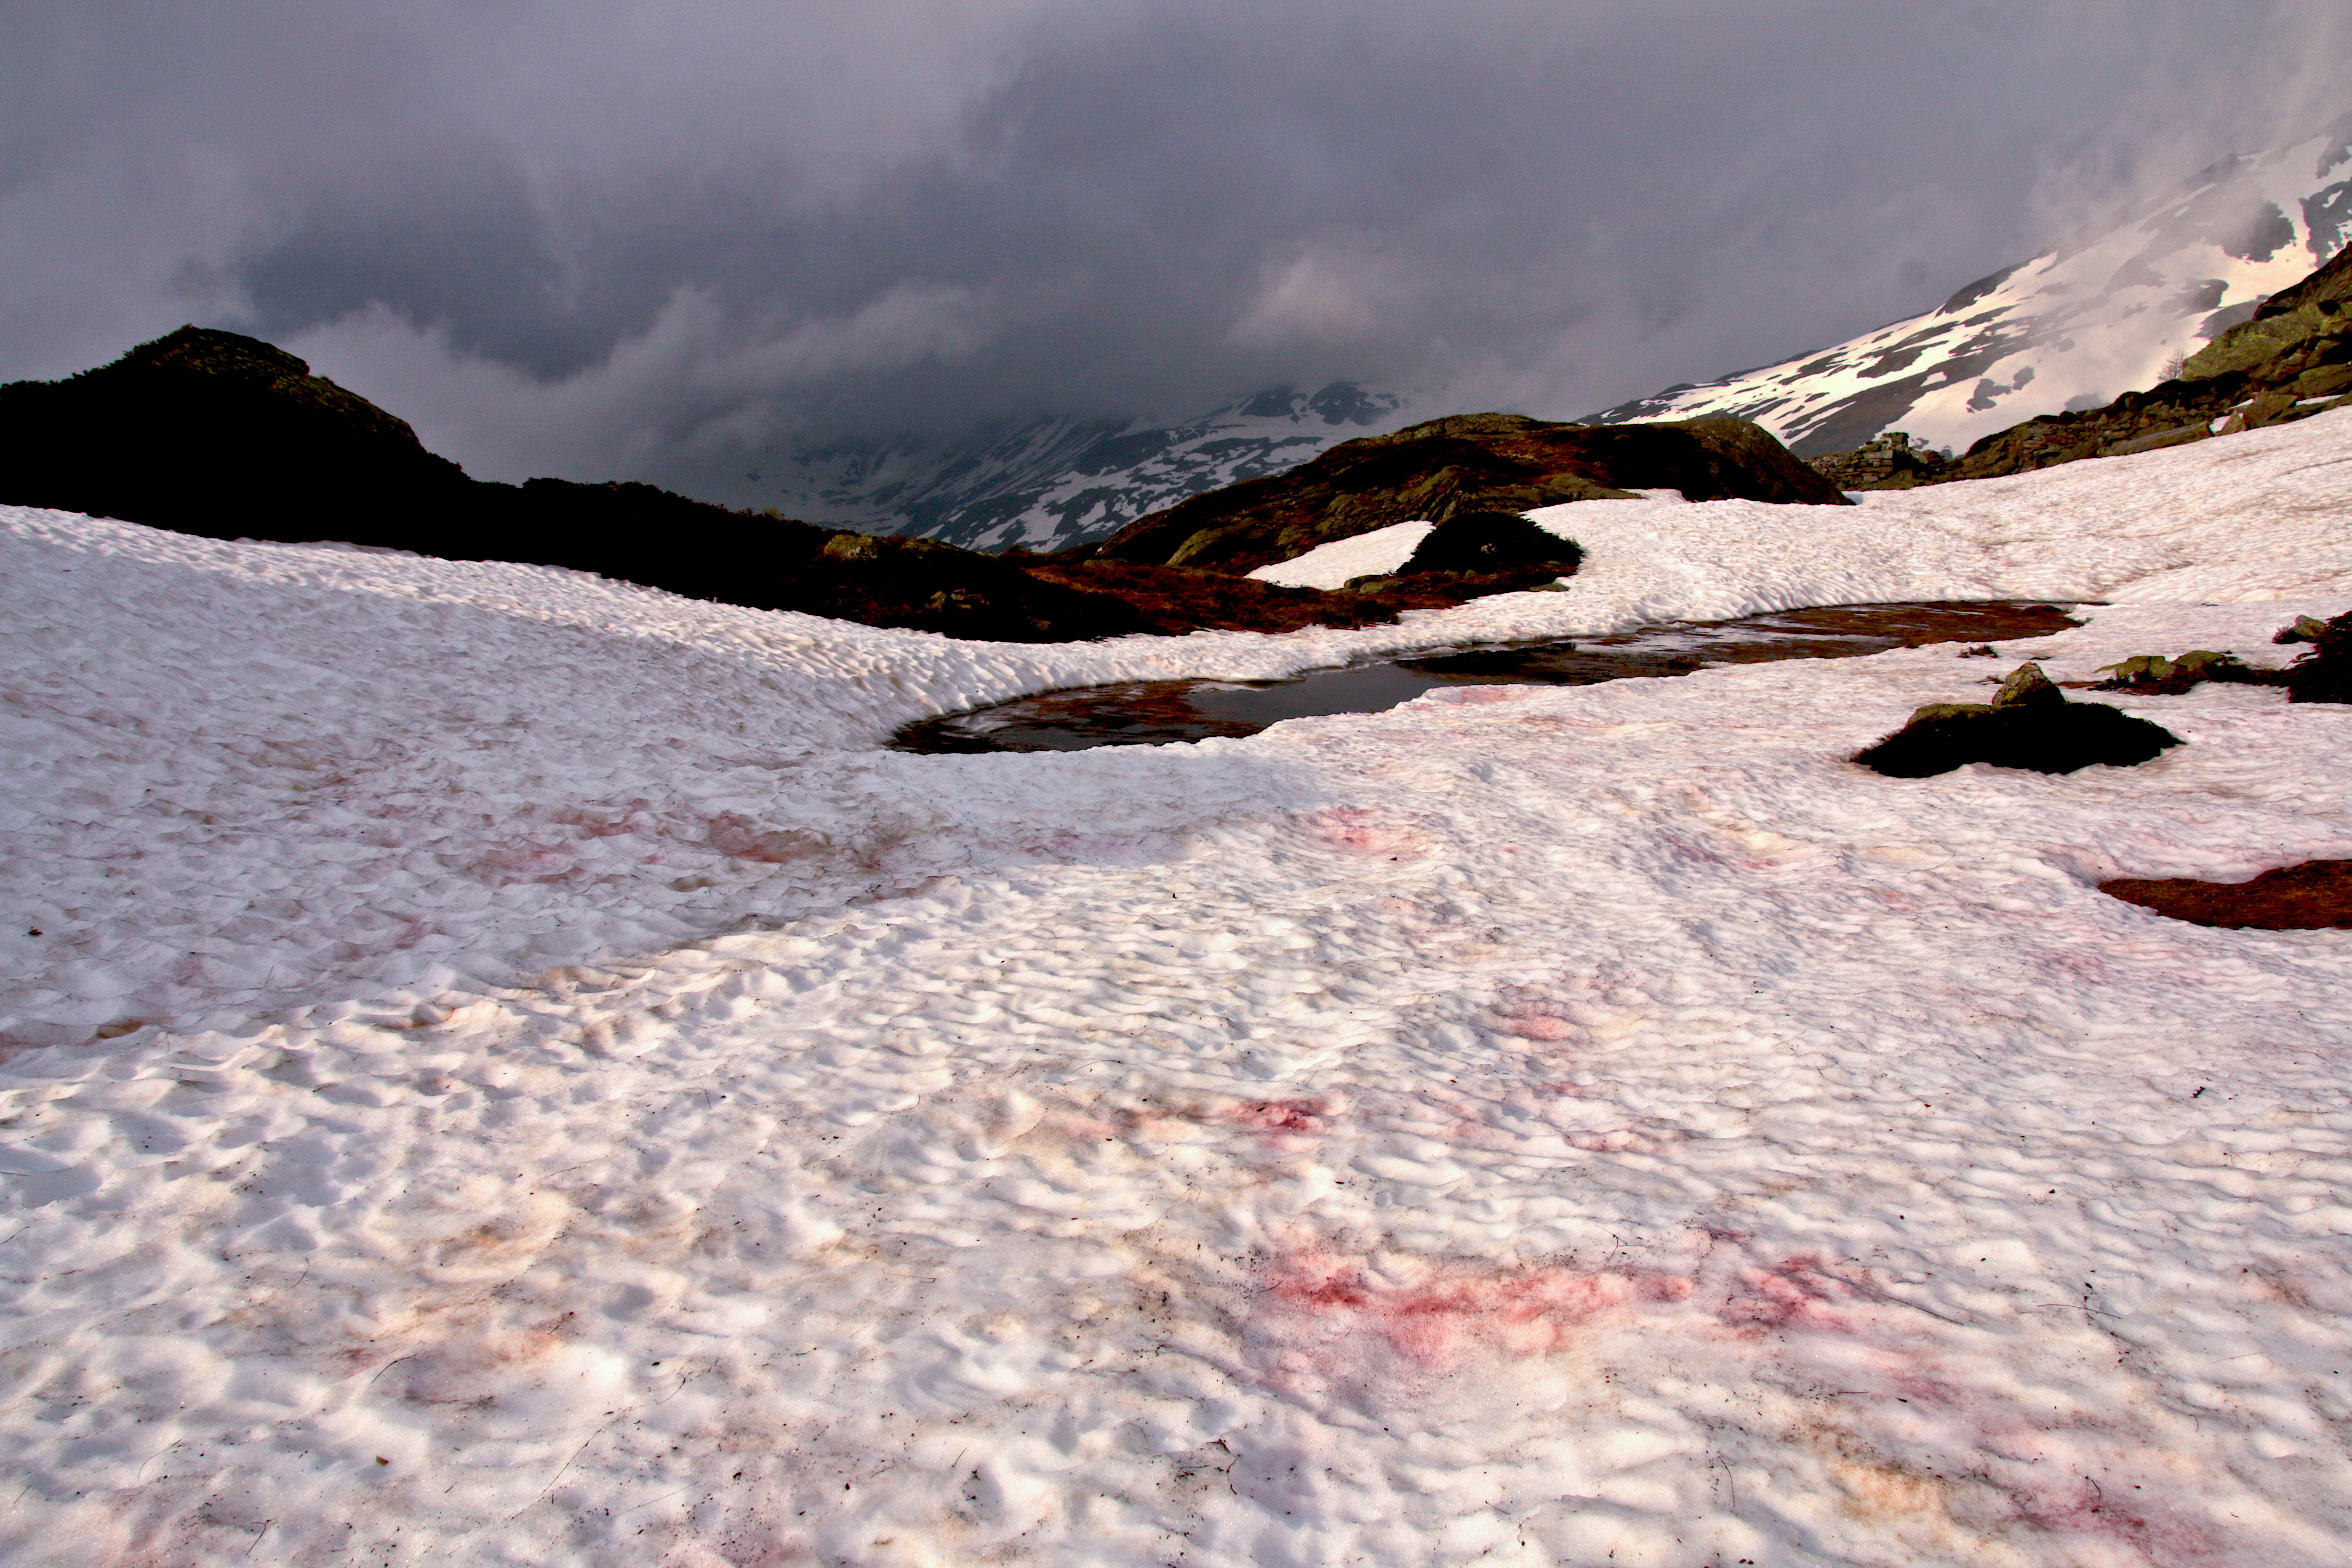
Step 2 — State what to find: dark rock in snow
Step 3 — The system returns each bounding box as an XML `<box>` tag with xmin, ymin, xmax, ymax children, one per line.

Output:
<box><xmin>1393</xmin><ymin>510</ymin><xmax>1585</xmax><ymax>580</ymax></box>
<box><xmin>2278</xmin><ymin>609</ymin><xmax>2352</xmax><ymax>704</ymax></box>
<box><xmin>1853</xmin><ymin>662</ymin><xmax>2183</xmax><ymax>778</ymax></box>
<box><xmin>2090</xmin><ymin>649</ymin><xmax>2260</xmax><ymax>695</ymax></box>
<box><xmin>2104</xmin><ymin>860</ymin><xmax>2352</xmax><ymax>930</ymax></box>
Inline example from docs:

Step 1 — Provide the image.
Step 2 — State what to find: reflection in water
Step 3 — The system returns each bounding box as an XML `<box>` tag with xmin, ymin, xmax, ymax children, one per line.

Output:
<box><xmin>891</xmin><ymin>600</ymin><xmax>2084</xmax><ymax>754</ymax></box>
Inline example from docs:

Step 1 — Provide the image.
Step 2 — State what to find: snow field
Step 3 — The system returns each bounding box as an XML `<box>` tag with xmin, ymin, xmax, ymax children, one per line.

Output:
<box><xmin>2</xmin><ymin>408</ymin><xmax>2352</xmax><ymax>1565</ymax></box>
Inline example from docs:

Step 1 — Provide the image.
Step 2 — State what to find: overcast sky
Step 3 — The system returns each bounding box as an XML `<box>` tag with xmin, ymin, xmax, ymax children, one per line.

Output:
<box><xmin>5</xmin><ymin>0</ymin><xmax>2348</xmax><ymax>500</ymax></box>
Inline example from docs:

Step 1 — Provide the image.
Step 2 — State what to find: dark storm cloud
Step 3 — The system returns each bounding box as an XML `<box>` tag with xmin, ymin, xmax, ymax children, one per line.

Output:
<box><xmin>4</xmin><ymin>0</ymin><xmax>2347</xmax><ymax>496</ymax></box>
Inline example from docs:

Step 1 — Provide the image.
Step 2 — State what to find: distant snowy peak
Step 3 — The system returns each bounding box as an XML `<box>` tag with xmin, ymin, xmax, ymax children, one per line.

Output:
<box><xmin>1586</xmin><ymin>114</ymin><xmax>2352</xmax><ymax>456</ymax></box>
<box><xmin>773</xmin><ymin>382</ymin><xmax>1410</xmax><ymax>553</ymax></box>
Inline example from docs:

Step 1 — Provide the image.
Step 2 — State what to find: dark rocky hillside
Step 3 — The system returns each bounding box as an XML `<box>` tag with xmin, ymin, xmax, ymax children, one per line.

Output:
<box><xmin>1808</xmin><ymin>244</ymin><xmax>2352</xmax><ymax>491</ymax></box>
<box><xmin>0</xmin><ymin>328</ymin><xmax>1396</xmax><ymax>642</ymax></box>
<box><xmin>1081</xmin><ymin>413</ymin><xmax>1850</xmax><ymax>576</ymax></box>
<box><xmin>3</xmin><ymin>329</ymin><xmax>1857</xmax><ymax>641</ymax></box>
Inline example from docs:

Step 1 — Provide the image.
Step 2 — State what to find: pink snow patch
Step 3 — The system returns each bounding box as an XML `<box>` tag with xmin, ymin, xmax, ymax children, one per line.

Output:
<box><xmin>1260</xmin><ymin>1244</ymin><xmax>1692</xmax><ymax>1375</ymax></box>
<box><xmin>1226</xmin><ymin>1098</ymin><xmax>1329</xmax><ymax>1137</ymax></box>
<box><xmin>1717</xmin><ymin>1253</ymin><xmax>1862</xmax><ymax>1335</ymax></box>
<box><xmin>1302</xmin><ymin>806</ymin><xmax>1430</xmax><ymax>860</ymax></box>
<box><xmin>1486</xmin><ymin>1001</ymin><xmax>1579</xmax><ymax>1041</ymax></box>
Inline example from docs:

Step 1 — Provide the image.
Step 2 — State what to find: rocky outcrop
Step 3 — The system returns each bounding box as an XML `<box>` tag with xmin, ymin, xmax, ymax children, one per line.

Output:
<box><xmin>1853</xmin><ymin>663</ymin><xmax>2183</xmax><ymax>778</ymax></box>
<box><xmin>2278</xmin><ymin>608</ymin><xmax>2352</xmax><ymax>704</ymax></box>
<box><xmin>1805</xmin><ymin>430</ymin><xmax>1949</xmax><ymax>491</ymax></box>
<box><xmin>2181</xmin><ymin>239</ymin><xmax>2352</xmax><ymax>380</ymax></box>
<box><xmin>2089</xmin><ymin>649</ymin><xmax>2259</xmax><ymax>696</ymax></box>
<box><xmin>1081</xmin><ymin>413</ymin><xmax>1849</xmax><ymax>576</ymax></box>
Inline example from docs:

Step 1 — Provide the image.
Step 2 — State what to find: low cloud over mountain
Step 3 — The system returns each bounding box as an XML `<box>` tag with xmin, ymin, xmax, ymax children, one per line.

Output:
<box><xmin>5</xmin><ymin>1</ymin><xmax>2347</xmax><ymax>508</ymax></box>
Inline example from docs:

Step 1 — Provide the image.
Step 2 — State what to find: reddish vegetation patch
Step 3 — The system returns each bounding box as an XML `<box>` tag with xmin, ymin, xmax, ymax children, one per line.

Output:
<box><xmin>2103</xmin><ymin>860</ymin><xmax>2352</xmax><ymax>930</ymax></box>
<box><xmin>1020</xmin><ymin>558</ymin><xmax>1453</xmax><ymax>633</ymax></box>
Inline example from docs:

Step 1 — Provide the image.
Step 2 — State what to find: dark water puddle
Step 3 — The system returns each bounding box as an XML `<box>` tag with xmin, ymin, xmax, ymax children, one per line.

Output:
<box><xmin>892</xmin><ymin>599</ymin><xmax>2084</xmax><ymax>754</ymax></box>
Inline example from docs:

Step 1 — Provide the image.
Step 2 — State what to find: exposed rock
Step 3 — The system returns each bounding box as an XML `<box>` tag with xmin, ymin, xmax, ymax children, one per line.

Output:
<box><xmin>1853</xmin><ymin>662</ymin><xmax>2183</xmax><ymax>778</ymax></box>
<box><xmin>1806</xmin><ymin>430</ymin><xmax>1951</xmax><ymax>491</ymax></box>
<box><xmin>2278</xmin><ymin>608</ymin><xmax>2352</xmax><ymax>704</ymax></box>
<box><xmin>1326</xmin><ymin>507</ymin><xmax>1593</xmax><ymax>603</ymax></box>
<box><xmin>2275</xmin><ymin>615</ymin><xmax>2332</xmax><ymax>644</ymax></box>
<box><xmin>1082</xmin><ymin>412</ymin><xmax>1849</xmax><ymax>576</ymax></box>
<box><xmin>2180</xmin><ymin>240</ymin><xmax>2352</xmax><ymax>380</ymax></box>
<box><xmin>1331</xmin><ymin>509</ymin><xmax>1586</xmax><ymax>601</ymax></box>
<box><xmin>2103</xmin><ymin>861</ymin><xmax>2352</xmax><ymax>930</ymax></box>
<box><xmin>1991</xmin><ymin>662</ymin><xmax>2065</xmax><ymax>709</ymax></box>
<box><xmin>2090</xmin><ymin>649</ymin><xmax>2259</xmax><ymax>695</ymax></box>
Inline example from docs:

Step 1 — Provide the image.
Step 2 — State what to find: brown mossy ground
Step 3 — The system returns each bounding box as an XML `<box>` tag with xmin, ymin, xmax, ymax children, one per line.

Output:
<box><xmin>2103</xmin><ymin>861</ymin><xmax>2352</xmax><ymax>930</ymax></box>
<box><xmin>1018</xmin><ymin>559</ymin><xmax>1452</xmax><ymax>634</ymax></box>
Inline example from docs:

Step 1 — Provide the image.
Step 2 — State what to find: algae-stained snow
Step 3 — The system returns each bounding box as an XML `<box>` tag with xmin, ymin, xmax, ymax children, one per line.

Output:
<box><xmin>3</xmin><ymin>410</ymin><xmax>2352</xmax><ymax>1567</ymax></box>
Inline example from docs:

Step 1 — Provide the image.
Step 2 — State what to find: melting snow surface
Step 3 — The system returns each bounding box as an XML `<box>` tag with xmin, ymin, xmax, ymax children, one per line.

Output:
<box><xmin>4</xmin><ymin>409</ymin><xmax>2352</xmax><ymax>1566</ymax></box>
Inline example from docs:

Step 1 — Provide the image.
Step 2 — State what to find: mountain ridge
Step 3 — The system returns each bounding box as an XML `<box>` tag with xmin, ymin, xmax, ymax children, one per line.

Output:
<box><xmin>1581</xmin><ymin>112</ymin><xmax>2352</xmax><ymax>456</ymax></box>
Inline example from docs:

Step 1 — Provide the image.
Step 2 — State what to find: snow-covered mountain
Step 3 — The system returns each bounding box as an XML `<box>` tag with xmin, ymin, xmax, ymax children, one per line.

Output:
<box><xmin>769</xmin><ymin>381</ymin><xmax>1411</xmax><ymax>554</ymax></box>
<box><xmin>1585</xmin><ymin>113</ymin><xmax>2352</xmax><ymax>456</ymax></box>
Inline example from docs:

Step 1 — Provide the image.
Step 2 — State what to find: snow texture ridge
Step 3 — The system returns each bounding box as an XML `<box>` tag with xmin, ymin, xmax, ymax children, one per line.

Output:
<box><xmin>3</xmin><ymin>409</ymin><xmax>2352</xmax><ymax>1565</ymax></box>
<box><xmin>1587</xmin><ymin>113</ymin><xmax>2352</xmax><ymax>458</ymax></box>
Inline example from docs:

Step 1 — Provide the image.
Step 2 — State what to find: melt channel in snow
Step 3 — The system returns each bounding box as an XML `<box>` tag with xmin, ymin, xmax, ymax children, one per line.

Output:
<box><xmin>4</xmin><ymin>408</ymin><xmax>2352</xmax><ymax>1567</ymax></box>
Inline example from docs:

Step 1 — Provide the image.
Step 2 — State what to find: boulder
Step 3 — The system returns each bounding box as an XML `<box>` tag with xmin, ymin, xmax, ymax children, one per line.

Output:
<box><xmin>1853</xmin><ymin>662</ymin><xmax>2182</xmax><ymax>778</ymax></box>
<box><xmin>2090</xmin><ymin>649</ymin><xmax>2257</xmax><ymax>695</ymax></box>
<box><xmin>1392</xmin><ymin>510</ymin><xmax>1585</xmax><ymax>579</ymax></box>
